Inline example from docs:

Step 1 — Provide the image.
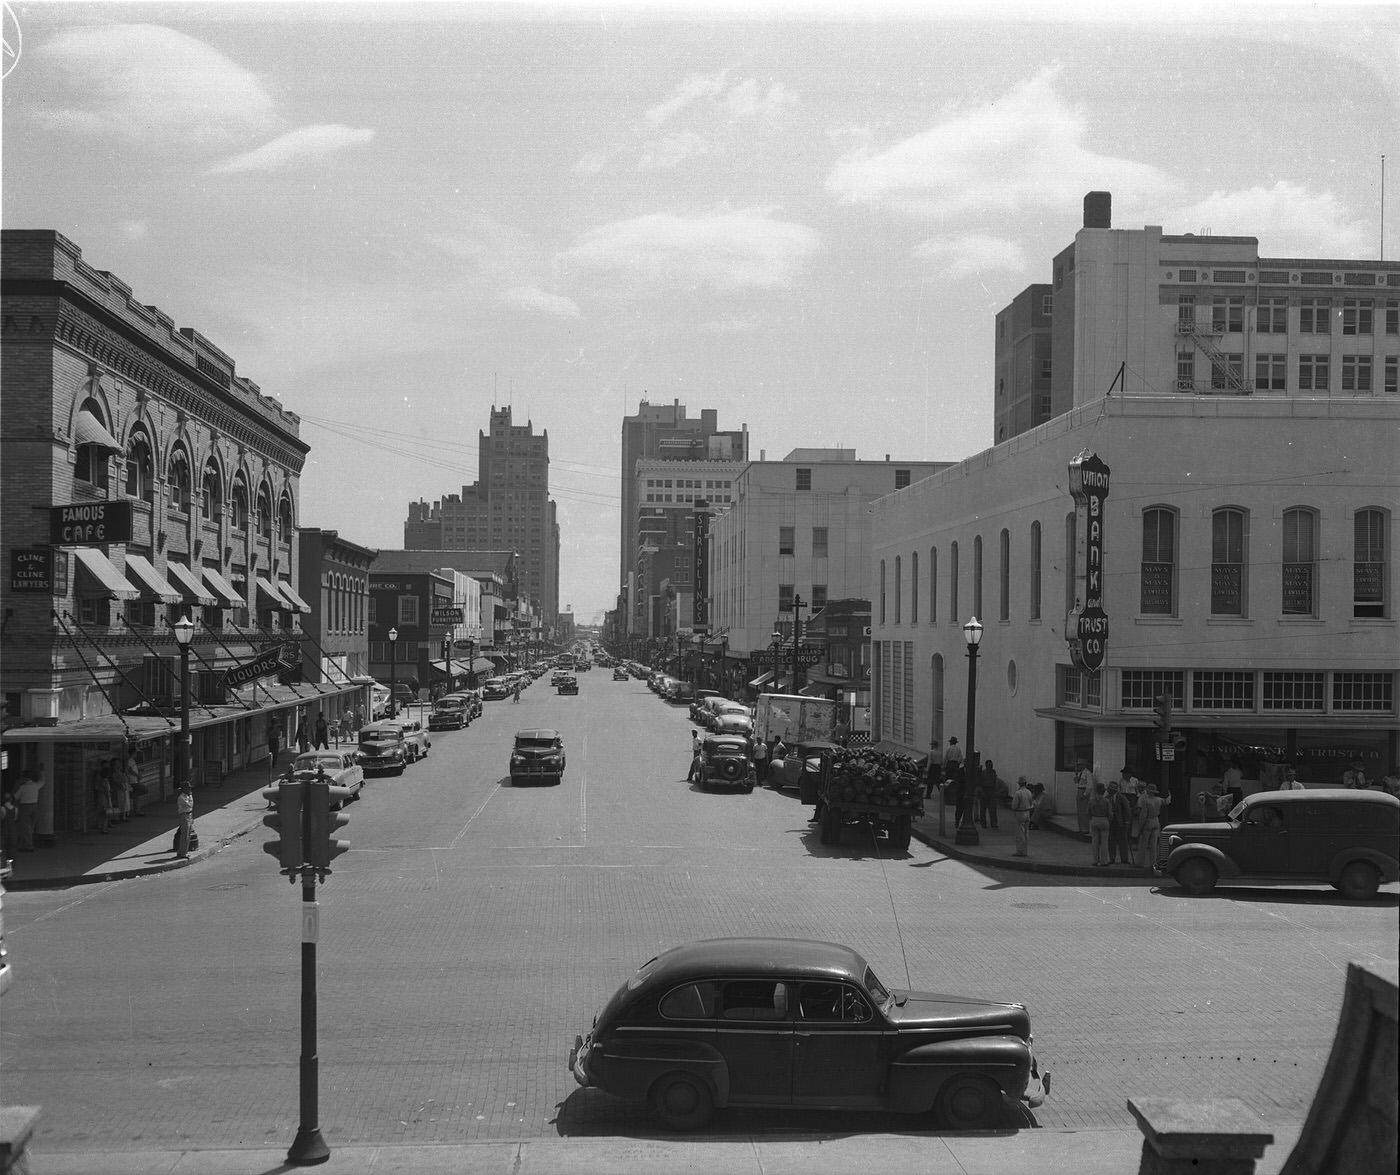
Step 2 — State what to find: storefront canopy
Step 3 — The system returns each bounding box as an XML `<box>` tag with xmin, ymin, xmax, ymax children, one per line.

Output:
<box><xmin>123</xmin><ymin>553</ymin><xmax>182</xmax><ymax>604</ymax></box>
<box><xmin>748</xmin><ymin>670</ymin><xmax>775</xmax><ymax>690</ymax></box>
<box><xmin>72</xmin><ymin>547</ymin><xmax>138</xmax><ymax>601</ymax></box>
<box><xmin>201</xmin><ymin>566</ymin><xmax>245</xmax><ymax>608</ymax></box>
<box><xmin>163</xmin><ymin>560</ymin><xmax>217</xmax><ymax>607</ymax></box>
<box><xmin>256</xmin><ymin>576</ymin><xmax>291</xmax><ymax>611</ymax></box>
<box><xmin>277</xmin><ymin>580</ymin><xmax>312</xmax><ymax>614</ymax></box>
<box><xmin>73</xmin><ymin>408</ymin><xmax>123</xmax><ymax>453</ymax></box>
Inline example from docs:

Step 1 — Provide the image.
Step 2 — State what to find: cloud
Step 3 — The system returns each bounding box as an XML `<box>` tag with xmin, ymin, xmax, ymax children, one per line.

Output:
<box><xmin>210</xmin><ymin>124</ymin><xmax>376</xmax><ymax>174</ymax></box>
<box><xmin>638</xmin><ymin>132</ymin><xmax>709</xmax><ymax>172</ymax></box>
<box><xmin>1166</xmin><ymin>182</ymin><xmax>1371</xmax><ymax>258</ymax></box>
<box><xmin>33</xmin><ymin>23</ymin><xmax>276</xmax><ymax>148</ymax></box>
<box><xmin>563</xmin><ymin>208</ymin><xmax>821</xmax><ymax>292</ymax></box>
<box><xmin>827</xmin><ymin>65</ymin><xmax>1179</xmax><ymax>220</ymax></box>
<box><xmin>500</xmin><ymin>286</ymin><xmax>581</xmax><ymax>319</ymax></box>
<box><xmin>913</xmin><ymin>234</ymin><xmax>1027</xmax><ymax>278</ymax></box>
<box><xmin>646</xmin><ymin>69</ymin><xmax>732</xmax><ymax>126</ymax></box>
<box><xmin>724</xmin><ymin>79</ymin><xmax>798</xmax><ymax>121</ymax></box>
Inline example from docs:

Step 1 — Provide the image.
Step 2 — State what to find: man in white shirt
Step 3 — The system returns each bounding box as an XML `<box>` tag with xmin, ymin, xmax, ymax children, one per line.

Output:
<box><xmin>1074</xmin><ymin>758</ymin><xmax>1098</xmax><ymax>835</ymax></box>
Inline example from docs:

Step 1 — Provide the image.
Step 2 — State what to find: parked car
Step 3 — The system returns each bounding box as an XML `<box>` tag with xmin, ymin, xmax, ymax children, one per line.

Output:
<box><xmin>570</xmin><ymin>937</ymin><xmax>1048</xmax><ymax>1131</ymax></box>
<box><xmin>557</xmin><ymin>674</ymin><xmax>579</xmax><ymax>695</ymax></box>
<box><xmin>707</xmin><ymin>700</ymin><xmax>750</xmax><ymax>730</ymax></box>
<box><xmin>711</xmin><ymin>710</ymin><xmax>753</xmax><ymax>739</ymax></box>
<box><xmin>668</xmin><ymin>681</ymin><xmax>696</xmax><ymax>705</ymax></box>
<box><xmin>1158</xmin><ymin>789</ymin><xmax>1400</xmax><ymax>899</ymax></box>
<box><xmin>394</xmin><ymin>718</ymin><xmax>432</xmax><ymax>761</ymax></box>
<box><xmin>289</xmin><ymin>750</ymin><xmax>364</xmax><ymax>805</ymax></box>
<box><xmin>428</xmin><ymin>696</ymin><xmax>471</xmax><ymax>731</ymax></box>
<box><xmin>551</xmin><ymin>669</ymin><xmax>569</xmax><ymax>686</ymax></box>
<box><xmin>357</xmin><ymin>720</ymin><xmax>408</xmax><ymax>776</ymax></box>
<box><xmin>483</xmin><ymin>677</ymin><xmax>513</xmax><ymax>701</ymax></box>
<box><xmin>613</xmin><ymin>666</ymin><xmax>629</xmax><ymax>681</ymax></box>
<box><xmin>509</xmin><ymin>729</ymin><xmax>566</xmax><ymax>786</ymax></box>
<box><xmin>689</xmin><ymin>689</ymin><xmax>723</xmax><ymax>723</ymax></box>
<box><xmin>697</xmin><ymin>734</ymin><xmax>755</xmax><ymax>792</ymax></box>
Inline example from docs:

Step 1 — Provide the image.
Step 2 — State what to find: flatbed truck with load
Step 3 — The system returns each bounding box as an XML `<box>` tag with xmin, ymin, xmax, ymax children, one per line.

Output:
<box><xmin>803</xmin><ymin>746</ymin><xmax>925</xmax><ymax>852</ymax></box>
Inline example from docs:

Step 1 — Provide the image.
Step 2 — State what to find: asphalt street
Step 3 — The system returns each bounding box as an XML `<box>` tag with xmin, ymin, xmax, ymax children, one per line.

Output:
<box><xmin>3</xmin><ymin>671</ymin><xmax>1395</xmax><ymax>1165</ymax></box>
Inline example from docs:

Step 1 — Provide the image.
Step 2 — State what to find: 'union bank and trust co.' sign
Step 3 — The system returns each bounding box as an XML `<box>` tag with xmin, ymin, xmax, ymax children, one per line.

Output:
<box><xmin>1067</xmin><ymin>450</ymin><xmax>1110</xmax><ymax>675</ymax></box>
<box><xmin>49</xmin><ymin>501</ymin><xmax>133</xmax><ymax>545</ymax></box>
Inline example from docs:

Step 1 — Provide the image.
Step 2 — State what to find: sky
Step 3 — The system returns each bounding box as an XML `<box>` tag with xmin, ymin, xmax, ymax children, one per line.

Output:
<box><xmin>4</xmin><ymin>1</ymin><xmax>1398</xmax><ymax>624</ymax></box>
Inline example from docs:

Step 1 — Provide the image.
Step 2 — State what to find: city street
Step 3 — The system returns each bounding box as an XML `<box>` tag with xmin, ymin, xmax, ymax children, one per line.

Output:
<box><xmin>4</xmin><ymin>671</ymin><xmax>1396</xmax><ymax>1159</ymax></box>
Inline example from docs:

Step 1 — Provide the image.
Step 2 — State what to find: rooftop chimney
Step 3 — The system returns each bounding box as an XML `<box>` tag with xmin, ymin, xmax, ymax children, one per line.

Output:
<box><xmin>1084</xmin><ymin>191</ymin><xmax>1112</xmax><ymax>229</ymax></box>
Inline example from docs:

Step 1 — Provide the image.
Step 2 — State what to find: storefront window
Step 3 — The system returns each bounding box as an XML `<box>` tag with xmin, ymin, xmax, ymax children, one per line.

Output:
<box><xmin>1055</xmin><ymin>722</ymin><xmax>1094</xmax><ymax>772</ymax></box>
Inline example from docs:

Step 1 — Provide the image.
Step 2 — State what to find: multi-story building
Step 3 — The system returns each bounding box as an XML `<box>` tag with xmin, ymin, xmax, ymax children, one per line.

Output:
<box><xmin>619</xmin><ymin>399</ymin><xmax>748</xmax><ymax>628</ymax></box>
<box><xmin>874</xmin><ymin>194</ymin><xmax>1398</xmax><ymax>819</ymax></box>
<box><xmin>404</xmin><ymin>406</ymin><xmax>558</xmax><ymax>632</ymax></box>
<box><xmin>296</xmin><ymin>528</ymin><xmax>377</xmax><ymax>698</ymax></box>
<box><xmin>368</xmin><ymin>551</ymin><xmax>488</xmax><ymax>692</ymax></box>
<box><xmin>994</xmin><ymin>283</ymin><xmax>1055</xmax><ymax>444</ymax></box>
<box><xmin>0</xmin><ymin>231</ymin><xmax>362</xmax><ymax>842</ymax></box>
<box><xmin>708</xmin><ymin>449</ymin><xmax>949</xmax><ymax>696</ymax></box>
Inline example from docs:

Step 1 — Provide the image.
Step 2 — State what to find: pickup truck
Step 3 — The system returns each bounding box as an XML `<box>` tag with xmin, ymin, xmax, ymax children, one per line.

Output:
<box><xmin>807</xmin><ymin>746</ymin><xmax>925</xmax><ymax>852</ymax></box>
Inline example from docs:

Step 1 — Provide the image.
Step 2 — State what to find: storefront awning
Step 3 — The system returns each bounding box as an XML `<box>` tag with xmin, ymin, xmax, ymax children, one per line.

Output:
<box><xmin>748</xmin><ymin>670</ymin><xmax>775</xmax><ymax>689</ymax></box>
<box><xmin>201</xmin><ymin>566</ymin><xmax>245</xmax><ymax>608</ymax></box>
<box><xmin>74</xmin><ymin>408</ymin><xmax>123</xmax><ymax>453</ymax></box>
<box><xmin>277</xmin><ymin>580</ymin><xmax>312</xmax><ymax>614</ymax></box>
<box><xmin>256</xmin><ymin>575</ymin><xmax>291</xmax><ymax>611</ymax></box>
<box><xmin>470</xmin><ymin>656</ymin><xmax>495</xmax><ymax>673</ymax></box>
<box><xmin>123</xmin><ymin>553</ymin><xmax>183</xmax><ymax>604</ymax></box>
<box><xmin>72</xmin><ymin>547</ymin><xmax>139</xmax><ymax>600</ymax></box>
<box><xmin>162</xmin><ymin>560</ymin><xmax>217</xmax><ymax>607</ymax></box>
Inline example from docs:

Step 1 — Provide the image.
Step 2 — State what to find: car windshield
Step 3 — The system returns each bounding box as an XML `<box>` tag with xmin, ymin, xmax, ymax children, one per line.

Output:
<box><xmin>361</xmin><ymin>730</ymin><xmax>398</xmax><ymax>744</ymax></box>
<box><xmin>515</xmin><ymin>737</ymin><xmax>557</xmax><ymax>750</ymax></box>
<box><xmin>863</xmin><ymin>965</ymin><xmax>893</xmax><ymax>1011</ymax></box>
<box><xmin>295</xmin><ymin>754</ymin><xmax>341</xmax><ymax>771</ymax></box>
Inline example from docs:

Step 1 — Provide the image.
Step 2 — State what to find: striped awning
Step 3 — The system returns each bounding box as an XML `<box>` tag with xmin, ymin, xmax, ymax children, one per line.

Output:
<box><xmin>256</xmin><ymin>576</ymin><xmax>291</xmax><ymax>611</ymax></box>
<box><xmin>277</xmin><ymin>580</ymin><xmax>312</xmax><ymax>614</ymax></box>
<box><xmin>201</xmin><ymin>567</ymin><xmax>245</xmax><ymax>608</ymax></box>
<box><xmin>74</xmin><ymin>408</ymin><xmax>123</xmax><ymax>453</ymax></box>
<box><xmin>123</xmin><ymin>553</ymin><xmax>182</xmax><ymax>604</ymax></box>
<box><xmin>163</xmin><ymin>560</ymin><xmax>217</xmax><ymax>606</ymax></box>
<box><xmin>72</xmin><ymin>547</ymin><xmax>138</xmax><ymax>600</ymax></box>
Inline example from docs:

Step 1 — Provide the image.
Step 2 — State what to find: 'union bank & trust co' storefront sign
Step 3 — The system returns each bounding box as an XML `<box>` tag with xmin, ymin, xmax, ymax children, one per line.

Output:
<box><xmin>1067</xmin><ymin>450</ymin><xmax>1110</xmax><ymax>674</ymax></box>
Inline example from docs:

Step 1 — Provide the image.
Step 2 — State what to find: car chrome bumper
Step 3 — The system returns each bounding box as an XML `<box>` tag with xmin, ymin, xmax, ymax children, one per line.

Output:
<box><xmin>1023</xmin><ymin>1066</ymin><xmax>1049</xmax><ymax>1108</ymax></box>
<box><xmin>569</xmin><ymin>1033</ymin><xmax>592</xmax><ymax>1087</ymax></box>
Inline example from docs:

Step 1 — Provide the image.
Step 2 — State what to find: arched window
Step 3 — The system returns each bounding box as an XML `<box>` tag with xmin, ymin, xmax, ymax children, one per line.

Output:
<box><xmin>1354</xmin><ymin>508</ymin><xmax>1388</xmax><ymax>618</ymax></box>
<box><xmin>999</xmin><ymin>528</ymin><xmax>1010</xmax><ymax>621</ymax></box>
<box><xmin>124</xmin><ymin>430</ymin><xmax>155</xmax><ymax>503</ymax></box>
<box><xmin>201</xmin><ymin>461</ymin><xmax>223</xmax><ymax>522</ymax></box>
<box><xmin>929</xmin><ymin>547</ymin><xmax>938</xmax><ymax>624</ymax></box>
<box><xmin>1283</xmin><ymin>507</ymin><xmax>1319</xmax><ymax>617</ymax></box>
<box><xmin>972</xmin><ymin>535</ymin><xmax>983</xmax><ymax>619</ymax></box>
<box><xmin>1029</xmin><ymin>521</ymin><xmax>1042</xmax><ymax>620</ymax></box>
<box><xmin>167</xmin><ymin>450</ymin><xmax>192</xmax><ymax>514</ymax></box>
<box><xmin>949</xmin><ymin>541</ymin><xmax>960</xmax><ymax>621</ymax></box>
<box><xmin>278</xmin><ymin>496</ymin><xmax>294</xmax><ymax>544</ymax></box>
<box><xmin>231</xmin><ymin>475</ymin><xmax>249</xmax><ymax>532</ymax></box>
<box><xmin>894</xmin><ymin>555</ymin><xmax>902</xmax><ymax>623</ymax></box>
<box><xmin>910</xmin><ymin>552</ymin><xmax>919</xmax><ymax>624</ymax></box>
<box><xmin>256</xmin><ymin>486</ymin><xmax>273</xmax><ymax>539</ymax></box>
<box><xmin>1211</xmin><ymin>508</ymin><xmax>1247</xmax><ymax>616</ymax></box>
<box><xmin>73</xmin><ymin>399</ymin><xmax>114</xmax><ymax>488</ymax></box>
<box><xmin>1141</xmin><ymin>507</ymin><xmax>1178</xmax><ymax>616</ymax></box>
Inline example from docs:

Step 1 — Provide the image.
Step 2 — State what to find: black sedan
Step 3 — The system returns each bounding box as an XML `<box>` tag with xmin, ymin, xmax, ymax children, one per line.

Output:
<box><xmin>570</xmin><ymin>937</ymin><xmax>1048</xmax><ymax>1131</ymax></box>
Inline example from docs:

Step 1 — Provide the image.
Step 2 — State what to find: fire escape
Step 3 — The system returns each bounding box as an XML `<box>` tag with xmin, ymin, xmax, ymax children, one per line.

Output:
<box><xmin>1176</xmin><ymin>316</ymin><xmax>1252</xmax><ymax>395</ymax></box>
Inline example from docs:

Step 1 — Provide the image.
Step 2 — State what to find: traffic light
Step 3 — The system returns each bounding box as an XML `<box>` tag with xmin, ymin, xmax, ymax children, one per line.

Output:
<box><xmin>1154</xmin><ymin>694</ymin><xmax>1173</xmax><ymax>734</ymax></box>
<box><xmin>305</xmin><ymin>778</ymin><xmax>352</xmax><ymax>877</ymax></box>
<box><xmin>262</xmin><ymin>780</ymin><xmax>306</xmax><ymax>878</ymax></box>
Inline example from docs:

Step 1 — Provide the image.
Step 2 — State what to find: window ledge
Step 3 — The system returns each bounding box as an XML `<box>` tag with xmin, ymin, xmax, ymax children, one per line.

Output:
<box><xmin>1206</xmin><ymin>617</ymin><xmax>1253</xmax><ymax>625</ymax></box>
<box><xmin>1134</xmin><ymin>616</ymin><xmax>1184</xmax><ymax>625</ymax></box>
<box><xmin>1278</xmin><ymin>616</ymin><xmax>1326</xmax><ymax>624</ymax></box>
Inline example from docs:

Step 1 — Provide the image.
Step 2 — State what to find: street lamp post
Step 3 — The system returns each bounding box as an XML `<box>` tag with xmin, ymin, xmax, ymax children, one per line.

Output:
<box><xmin>791</xmin><ymin>594</ymin><xmax>806</xmax><ymax>693</ymax></box>
<box><xmin>387</xmin><ymin>626</ymin><xmax>398</xmax><ymax>717</ymax></box>
<box><xmin>769</xmin><ymin>630</ymin><xmax>782</xmax><ymax>695</ymax></box>
<box><xmin>955</xmin><ymin>616</ymin><xmax>983</xmax><ymax>846</ymax></box>
<box><xmin>173</xmin><ymin>614</ymin><xmax>195</xmax><ymax>797</ymax></box>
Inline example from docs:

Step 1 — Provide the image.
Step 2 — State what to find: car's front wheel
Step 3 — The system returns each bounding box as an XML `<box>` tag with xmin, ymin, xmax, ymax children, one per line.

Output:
<box><xmin>649</xmin><ymin>1071</ymin><xmax>714</xmax><ymax>1131</ymax></box>
<box><xmin>1175</xmin><ymin>856</ymin><xmax>1218</xmax><ymax>895</ymax></box>
<box><xmin>1336</xmin><ymin>860</ymin><xmax>1381</xmax><ymax>900</ymax></box>
<box><xmin>934</xmin><ymin>1073</ymin><xmax>1005</xmax><ymax>1131</ymax></box>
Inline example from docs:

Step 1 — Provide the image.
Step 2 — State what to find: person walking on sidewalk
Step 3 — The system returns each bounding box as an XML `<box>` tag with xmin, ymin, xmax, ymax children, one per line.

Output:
<box><xmin>924</xmin><ymin>740</ymin><xmax>942</xmax><ymax>799</ymax></box>
<box><xmin>313</xmin><ymin>713</ymin><xmax>329</xmax><ymax>750</ymax></box>
<box><xmin>13</xmin><ymin>767</ymin><xmax>45</xmax><ymax>851</ymax></box>
<box><xmin>110</xmin><ymin>757</ymin><xmax>132</xmax><ymax>823</ymax></box>
<box><xmin>1010</xmin><ymin>776</ymin><xmax>1033</xmax><ymax>857</ymax></box>
<box><xmin>295</xmin><ymin>716</ymin><xmax>310</xmax><ymax>754</ymax></box>
<box><xmin>1074</xmin><ymin>757</ymin><xmax>1097</xmax><ymax>836</ymax></box>
<box><xmin>751</xmin><ymin>736</ymin><xmax>769</xmax><ymax>784</ymax></box>
<box><xmin>1136</xmin><ymin>783</ymin><xmax>1165</xmax><ymax>870</ymax></box>
<box><xmin>175</xmin><ymin>784</ymin><xmax>195</xmax><ymax>859</ymax></box>
<box><xmin>976</xmin><ymin>759</ymin><xmax>999</xmax><ymax>828</ymax></box>
<box><xmin>267</xmin><ymin>718</ymin><xmax>284</xmax><ymax>777</ymax></box>
<box><xmin>92</xmin><ymin>763</ymin><xmax>113</xmax><ymax>834</ymax></box>
<box><xmin>686</xmin><ymin>730</ymin><xmax>702</xmax><ymax>783</ymax></box>
<box><xmin>1087</xmin><ymin>781</ymin><xmax>1111</xmax><ymax>865</ymax></box>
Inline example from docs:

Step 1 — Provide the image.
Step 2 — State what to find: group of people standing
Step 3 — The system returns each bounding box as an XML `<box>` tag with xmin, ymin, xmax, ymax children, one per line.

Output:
<box><xmin>924</xmin><ymin>739</ymin><xmax>1053</xmax><ymax>858</ymax></box>
<box><xmin>1075</xmin><ymin>759</ymin><xmax>1163</xmax><ymax>870</ymax></box>
<box><xmin>89</xmin><ymin>757</ymin><xmax>145</xmax><ymax>834</ymax></box>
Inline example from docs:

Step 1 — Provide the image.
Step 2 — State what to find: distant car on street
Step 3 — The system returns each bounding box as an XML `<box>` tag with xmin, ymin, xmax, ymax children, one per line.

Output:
<box><xmin>290</xmin><ymin>750</ymin><xmax>364</xmax><ymax>805</ymax></box>
<box><xmin>357</xmin><ymin>720</ymin><xmax>409</xmax><ymax>776</ymax></box>
<box><xmin>429</xmin><ymin>695</ymin><xmax>471</xmax><ymax>731</ymax></box>
<box><xmin>509</xmin><ymin>729</ymin><xmax>566</xmax><ymax>786</ymax></box>
<box><xmin>697</xmin><ymin>734</ymin><xmax>755</xmax><ymax>793</ymax></box>
<box><xmin>557</xmin><ymin>674</ymin><xmax>579</xmax><ymax>695</ymax></box>
<box><xmin>613</xmin><ymin>666</ymin><xmax>629</xmax><ymax>681</ymax></box>
<box><xmin>570</xmin><ymin>937</ymin><xmax>1048</xmax><ymax>1131</ymax></box>
<box><xmin>394</xmin><ymin>718</ymin><xmax>431</xmax><ymax>762</ymax></box>
<box><xmin>483</xmin><ymin>677</ymin><xmax>512</xmax><ymax>701</ymax></box>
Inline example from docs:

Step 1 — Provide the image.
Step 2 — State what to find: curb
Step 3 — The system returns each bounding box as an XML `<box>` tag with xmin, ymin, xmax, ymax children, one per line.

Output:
<box><xmin>1</xmin><ymin>828</ymin><xmax>243</xmax><ymax>892</ymax></box>
<box><xmin>910</xmin><ymin>825</ymin><xmax>1161</xmax><ymax>881</ymax></box>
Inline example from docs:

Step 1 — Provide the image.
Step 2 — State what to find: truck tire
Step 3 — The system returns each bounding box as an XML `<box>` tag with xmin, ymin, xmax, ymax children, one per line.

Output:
<box><xmin>889</xmin><ymin>814</ymin><xmax>912</xmax><ymax>852</ymax></box>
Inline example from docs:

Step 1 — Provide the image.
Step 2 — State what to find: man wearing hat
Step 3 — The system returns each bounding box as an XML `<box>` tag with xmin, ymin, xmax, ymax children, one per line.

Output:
<box><xmin>1135</xmin><ymin>782</ymin><xmax>1165</xmax><ymax>870</ymax></box>
<box><xmin>1105</xmin><ymin>779</ymin><xmax>1131</xmax><ymax>865</ymax></box>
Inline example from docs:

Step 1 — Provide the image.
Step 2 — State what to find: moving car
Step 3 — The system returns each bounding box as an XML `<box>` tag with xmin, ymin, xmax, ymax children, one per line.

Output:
<box><xmin>509</xmin><ymin>729</ymin><xmax>566</xmax><ymax>786</ymax></box>
<box><xmin>483</xmin><ymin>677</ymin><xmax>513</xmax><ymax>700</ymax></box>
<box><xmin>668</xmin><ymin>681</ymin><xmax>696</xmax><ymax>705</ymax></box>
<box><xmin>570</xmin><ymin>937</ymin><xmax>1048</xmax><ymax>1131</ymax></box>
<box><xmin>697</xmin><ymin>734</ymin><xmax>755</xmax><ymax>793</ymax></box>
<box><xmin>1158</xmin><ymin>789</ymin><xmax>1400</xmax><ymax>899</ymax></box>
<box><xmin>557</xmin><ymin>674</ymin><xmax>579</xmax><ymax>695</ymax></box>
<box><xmin>289</xmin><ymin>750</ymin><xmax>364</xmax><ymax>805</ymax></box>
<box><xmin>613</xmin><ymin>667</ymin><xmax>629</xmax><ymax>681</ymax></box>
<box><xmin>357</xmin><ymin>720</ymin><xmax>409</xmax><ymax>776</ymax></box>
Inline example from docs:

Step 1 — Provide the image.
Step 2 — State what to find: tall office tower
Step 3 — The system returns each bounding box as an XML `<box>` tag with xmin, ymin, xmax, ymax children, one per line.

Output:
<box><xmin>619</xmin><ymin>398</ymin><xmax>748</xmax><ymax>591</ymax></box>
<box><xmin>404</xmin><ymin>406</ymin><xmax>558</xmax><ymax>630</ymax></box>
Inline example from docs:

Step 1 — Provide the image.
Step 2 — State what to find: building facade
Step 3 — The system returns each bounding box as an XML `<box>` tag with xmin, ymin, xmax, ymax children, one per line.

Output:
<box><xmin>872</xmin><ymin>394</ymin><xmax>1398</xmax><ymax>821</ymax></box>
<box><xmin>296</xmin><ymin>528</ymin><xmax>377</xmax><ymax>696</ymax></box>
<box><xmin>0</xmin><ymin>230</ymin><xmax>362</xmax><ymax>843</ymax></box>
<box><xmin>994</xmin><ymin>283</ymin><xmax>1055</xmax><ymax>444</ymax></box>
<box><xmin>708</xmin><ymin>449</ymin><xmax>949</xmax><ymax>694</ymax></box>
<box><xmin>368</xmin><ymin>551</ymin><xmax>488</xmax><ymax>691</ymax></box>
<box><xmin>404</xmin><ymin>406</ymin><xmax>558</xmax><ymax>632</ymax></box>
